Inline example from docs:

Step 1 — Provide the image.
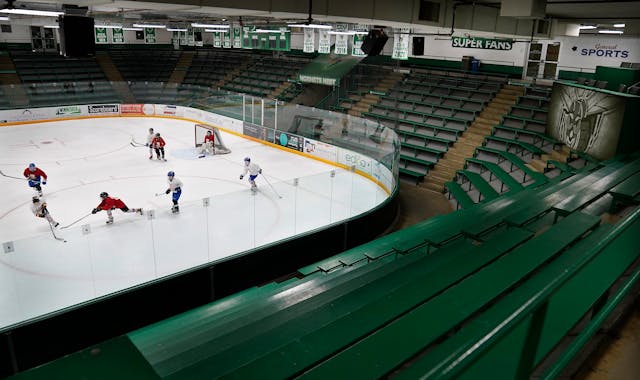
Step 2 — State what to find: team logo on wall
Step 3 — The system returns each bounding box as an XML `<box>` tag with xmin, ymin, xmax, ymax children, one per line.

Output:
<box><xmin>548</xmin><ymin>83</ymin><xmax>625</xmax><ymax>160</ymax></box>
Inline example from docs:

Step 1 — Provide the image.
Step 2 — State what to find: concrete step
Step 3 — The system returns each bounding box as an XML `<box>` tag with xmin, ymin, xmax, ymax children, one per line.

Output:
<box><xmin>495</xmin><ymin>92</ymin><xmax>519</xmax><ymax>101</ymax></box>
<box><xmin>339</xmin><ymin>102</ymin><xmax>353</xmax><ymax>109</ymax></box>
<box><xmin>561</xmin><ymin>145</ymin><xmax>571</xmax><ymax>155</ymax></box>
<box><xmin>476</xmin><ymin>116</ymin><xmax>501</xmax><ymax>125</ymax></box>
<box><xmin>471</xmin><ymin>120</ymin><xmax>494</xmax><ymax>129</ymax></box>
<box><xmin>349</xmin><ymin>94</ymin><xmax>362</xmax><ymax>101</ymax></box>
<box><xmin>422</xmin><ymin>181</ymin><xmax>445</xmax><ymax>193</ymax></box>
<box><xmin>549</xmin><ymin>149</ymin><xmax>569</xmax><ymax>162</ymax></box>
<box><xmin>485</xmin><ymin>104</ymin><xmax>511</xmax><ymax>113</ymax></box>
<box><xmin>427</xmin><ymin>171</ymin><xmax>455</xmax><ymax>184</ymax></box>
<box><xmin>492</xmin><ymin>97</ymin><xmax>517</xmax><ymax>106</ymax></box>
<box><xmin>500</xmin><ymin>88</ymin><xmax>525</xmax><ymax>96</ymax></box>
<box><xmin>348</xmin><ymin>110</ymin><xmax>362</xmax><ymax>117</ymax></box>
<box><xmin>527</xmin><ymin>161</ymin><xmax>545</xmax><ymax>172</ymax></box>
<box><xmin>504</xmin><ymin>84</ymin><xmax>526</xmax><ymax>92</ymax></box>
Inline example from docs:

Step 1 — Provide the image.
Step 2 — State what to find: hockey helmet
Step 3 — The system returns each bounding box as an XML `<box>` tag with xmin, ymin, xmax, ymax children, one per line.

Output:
<box><xmin>206</xmin><ymin>130</ymin><xmax>212</xmax><ymax>134</ymax></box>
<box><xmin>155</xmin><ymin>133</ymin><xmax>161</xmax><ymax>137</ymax></box>
<box><xmin>100</xmin><ymin>192</ymin><xmax>108</xmax><ymax>199</ymax></box>
<box><xmin>28</xmin><ymin>163</ymin><xmax>36</xmax><ymax>170</ymax></box>
<box><xmin>167</xmin><ymin>171</ymin><xmax>175</xmax><ymax>177</ymax></box>
<box><xmin>149</xmin><ymin>128</ymin><xmax>154</xmax><ymax>132</ymax></box>
<box><xmin>244</xmin><ymin>157</ymin><xmax>251</xmax><ymax>162</ymax></box>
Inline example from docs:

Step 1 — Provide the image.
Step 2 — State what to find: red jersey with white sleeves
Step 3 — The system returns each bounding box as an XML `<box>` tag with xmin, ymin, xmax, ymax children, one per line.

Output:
<box><xmin>97</xmin><ymin>197</ymin><xmax>127</xmax><ymax>211</ymax></box>
<box><xmin>23</xmin><ymin>167</ymin><xmax>47</xmax><ymax>181</ymax></box>
<box><xmin>204</xmin><ymin>133</ymin><xmax>215</xmax><ymax>144</ymax></box>
<box><xmin>152</xmin><ymin>136</ymin><xmax>166</xmax><ymax>148</ymax></box>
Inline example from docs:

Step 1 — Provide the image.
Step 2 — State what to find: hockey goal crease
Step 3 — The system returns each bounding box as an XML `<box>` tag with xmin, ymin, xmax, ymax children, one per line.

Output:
<box><xmin>194</xmin><ymin>124</ymin><xmax>231</xmax><ymax>154</ymax></box>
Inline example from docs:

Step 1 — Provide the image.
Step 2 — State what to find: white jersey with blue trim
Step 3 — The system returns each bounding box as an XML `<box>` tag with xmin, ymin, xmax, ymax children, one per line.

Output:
<box><xmin>168</xmin><ymin>177</ymin><xmax>183</xmax><ymax>192</ymax></box>
<box><xmin>242</xmin><ymin>162</ymin><xmax>261</xmax><ymax>176</ymax></box>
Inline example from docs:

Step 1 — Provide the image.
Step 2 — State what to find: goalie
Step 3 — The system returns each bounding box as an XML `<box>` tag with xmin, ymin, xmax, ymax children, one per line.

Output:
<box><xmin>197</xmin><ymin>130</ymin><xmax>216</xmax><ymax>158</ymax></box>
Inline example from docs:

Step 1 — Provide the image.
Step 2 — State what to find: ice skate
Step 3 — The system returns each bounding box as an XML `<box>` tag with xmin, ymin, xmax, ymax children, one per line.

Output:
<box><xmin>149</xmin><ymin>155</ymin><xmax>152</xmax><ymax>160</ymax></box>
<box><xmin>106</xmin><ymin>217</ymin><xmax>114</xmax><ymax>224</ymax></box>
<box><xmin>137</xmin><ymin>208</ymin><xmax>143</xmax><ymax>215</ymax></box>
<box><xmin>162</xmin><ymin>157</ymin><xmax>167</xmax><ymax>162</ymax></box>
<box><xmin>171</xmin><ymin>205</ymin><xmax>179</xmax><ymax>214</ymax></box>
<box><xmin>38</xmin><ymin>190</ymin><xmax>43</xmax><ymax>197</ymax></box>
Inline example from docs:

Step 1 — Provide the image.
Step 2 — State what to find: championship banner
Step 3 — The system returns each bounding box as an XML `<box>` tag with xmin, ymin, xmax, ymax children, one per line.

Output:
<box><xmin>303</xmin><ymin>28</ymin><xmax>315</xmax><ymax>53</ymax></box>
<box><xmin>223</xmin><ymin>30</ymin><xmax>231</xmax><ymax>48</ymax></box>
<box><xmin>233</xmin><ymin>27</ymin><xmax>242</xmax><ymax>48</ymax></box>
<box><xmin>352</xmin><ymin>33</ymin><xmax>366</xmax><ymax>57</ymax></box>
<box><xmin>334</xmin><ymin>34</ymin><xmax>348</xmax><ymax>55</ymax></box>
<box><xmin>392</xmin><ymin>28</ymin><xmax>410</xmax><ymax>60</ymax></box>
<box><xmin>94</xmin><ymin>27</ymin><xmax>108</xmax><ymax>44</ymax></box>
<box><xmin>213</xmin><ymin>32</ymin><xmax>222</xmax><ymax>48</ymax></box>
<box><xmin>112</xmin><ymin>28</ymin><xmax>124</xmax><ymax>44</ymax></box>
<box><xmin>144</xmin><ymin>28</ymin><xmax>156</xmax><ymax>44</ymax></box>
<box><xmin>187</xmin><ymin>27</ymin><xmax>195</xmax><ymax>46</ymax></box>
<box><xmin>318</xmin><ymin>30</ymin><xmax>331</xmax><ymax>54</ymax></box>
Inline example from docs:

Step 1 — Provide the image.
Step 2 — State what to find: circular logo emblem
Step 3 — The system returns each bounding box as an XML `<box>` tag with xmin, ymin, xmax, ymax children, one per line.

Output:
<box><xmin>279</xmin><ymin>133</ymin><xmax>288</xmax><ymax>146</ymax></box>
<box><xmin>142</xmin><ymin>104</ymin><xmax>155</xmax><ymax>115</ymax></box>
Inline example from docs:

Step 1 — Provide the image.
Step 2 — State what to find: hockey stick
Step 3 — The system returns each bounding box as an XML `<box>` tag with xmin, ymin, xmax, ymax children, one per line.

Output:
<box><xmin>0</xmin><ymin>169</ymin><xmax>28</xmax><ymax>181</ymax></box>
<box><xmin>60</xmin><ymin>212</ymin><xmax>92</xmax><ymax>229</ymax></box>
<box><xmin>262</xmin><ymin>175</ymin><xmax>283</xmax><ymax>199</ymax></box>
<box><xmin>48</xmin><ymin>222</ymin><xmax>67</xmax><ymax>242</ymax></box>
<box><xmin>130</xmin><ymin>136</ymin><xmax>147</xmax><ymax>147</ymax></box>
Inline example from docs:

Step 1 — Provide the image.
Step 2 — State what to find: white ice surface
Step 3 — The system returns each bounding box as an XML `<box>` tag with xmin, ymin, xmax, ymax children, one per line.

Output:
<box><xmin>0</xmin><ymin>117</ymin><xmax>389</xmax><ymax>328</ymax></box>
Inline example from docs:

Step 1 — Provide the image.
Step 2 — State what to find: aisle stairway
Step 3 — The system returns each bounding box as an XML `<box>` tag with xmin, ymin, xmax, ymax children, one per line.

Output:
<box><xmin>0</xmin><ymin>53</ymin><xmax>28</xmax><ymax>106</ymax></box>
<box><xmin>344</xmin><ymin>71</ymin><xmax>404</xmax><ymax>117</ymax></box>
<box><xmin>167</xmin><ymin>51</ymin><xmax>195</xmax><ymax>85</ymax></box>
<box><xmin>95</xmin><ymin>51</ymin><xmax>134</xmax><ymax>102</ymax></box>
<box><xmin>422</xmin><ymin>84</ymin><xmax>525</xmax><ymax>192</ymax></box>
<box><xmin>214</xmin><ymin>59</ymin><xmax>254</xmax><ymax>89</ymax></box>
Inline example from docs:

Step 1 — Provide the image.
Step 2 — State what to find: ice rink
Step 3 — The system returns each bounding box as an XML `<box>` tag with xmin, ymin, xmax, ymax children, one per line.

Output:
<box><xmin>0</xmin><ymin>117</ymin><xmax>389</xmax><ymax>329</ymax></box>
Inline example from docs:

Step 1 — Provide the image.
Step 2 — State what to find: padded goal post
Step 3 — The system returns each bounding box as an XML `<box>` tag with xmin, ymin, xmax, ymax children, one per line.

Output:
<box><xmin>194</xmin><ymin>124</ymin><xmax>232</xmax><ymax>154</ymax></box>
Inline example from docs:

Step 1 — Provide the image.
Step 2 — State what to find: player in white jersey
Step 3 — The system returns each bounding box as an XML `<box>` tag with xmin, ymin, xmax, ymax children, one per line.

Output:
<box><xmin>146</xmin><ymin>128</ymin><xmax>155</xmax><ymax>159</ymax></box>
<box><xmin>239</xmin><ymin>157</ymin><xmax>262</xmax><ymax>192</ymax></box>
<box><xmin>165</xmin><ymin>171</ymin><xmax>183</xmax><ymax>213</ymax></box>
<box><xmin>31</xmin><ymin>196</ymin><xmax>59</xmax><ymax>227</ymax></box>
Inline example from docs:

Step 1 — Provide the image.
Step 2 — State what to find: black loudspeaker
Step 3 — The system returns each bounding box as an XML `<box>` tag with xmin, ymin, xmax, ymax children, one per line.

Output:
<box><xmin>412</xmin><ymin>36</ymin><xmax>425</xmax><ymax>56</ymax></box>
<box><xmin>59</xmin><ymin>15</ymin><xmax>95</xmax><ymax>57</ymax></box>
<box><xmin>361</xmin><ymin>29</ymin><xmax>388</xmax><ymax>56</ymax></box>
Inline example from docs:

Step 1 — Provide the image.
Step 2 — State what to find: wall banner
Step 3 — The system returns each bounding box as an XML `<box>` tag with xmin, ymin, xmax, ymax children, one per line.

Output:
<box><xmin>303</xmin><ymin>28</ymin><xmax>315</xmax><ymax>53</ymax></box>
<box><xmin>392</xmin><ymin>28</ymin><xmax>410</xmax><ymax>60</ymax></box>
<box><xmin>318</xmin><ymin>30</ymin><xmax>331</xmax><ymax>54</ymax></box>
<box><xmin>112</xmin><ymin>28</ymin><xmax>124</xmax><ymax>44</ymax></box>
<box><xmin>144</xmin><ymin>28</ymin><xmax>156</xmax><ymax>44</ymax></box>
<box><xmin>94</xmin><ymin>27</ymin><xmax>108</xmax><ymax>44</ymax></box>
<box><xmin>352</xmin><ymin>33</ymin><xmax>366</xmax><ymax>57</ymax></box>
<box><xmin>213</xmin><ymin>32</ymin><xmax>222</xmax><ymax>48</ymax></box>
<box><xmin>233</xmin><ymin>27</ymin><xmax>242</xmax><ymax>48</ymax></box>
<box><xmin>334</xmin><ymin>34</ymin><xmax>348</xmax><ymax>55</ymax></box>
<box><xmin>451</xmin><ymin>36</ymin><xmax>513</xmax><ymax>50</ymax></box>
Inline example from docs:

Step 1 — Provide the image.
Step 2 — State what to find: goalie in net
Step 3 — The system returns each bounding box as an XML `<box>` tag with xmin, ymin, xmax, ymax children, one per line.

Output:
<box><xmin>195</xmin><ymin>124</ymin><xmax>232</xmax><ymax>156</ymax></box>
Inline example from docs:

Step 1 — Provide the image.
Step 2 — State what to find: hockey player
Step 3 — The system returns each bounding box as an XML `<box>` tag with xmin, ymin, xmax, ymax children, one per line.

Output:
<box><xmin>31</xmin><ymin>195</ymin><xmax>59</xmax><ymax>227</ymax></box>
<box><xmin>23</xmin><ymin>163</ymin><xmax>47</xmax><ymax>196</ymax></box>
<box><xmin>165</xmin><ymin>171</ymin><xmax>183</xmax><ymax>213</ymax></box>
<box><xmin>197</xmin><ymin>130</ymin><xmax>215</xmax><ymax>158</ymax></box>
<box><xmin>151</xmin><ymin>132</ymin><xmax>167</xmax><ymax>161</ymax></box>
<box><xmin>146</xmin><ymin>128</ymin><xmax>155</xmax><ymax>159</ymax></box>
<box><xmin>91</xmin><ymin>192</ymin><xmax>143</xmax><ymax>224</ymax></box>
<box><xmin>239</xmin><ymin>157</ymin><xmax>262</xmax><ymax>193</ymax></box>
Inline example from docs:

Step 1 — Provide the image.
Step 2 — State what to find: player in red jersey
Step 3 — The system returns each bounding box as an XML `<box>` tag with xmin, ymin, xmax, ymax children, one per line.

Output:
<box><xmin>91</xmin><ymin>192</ymin><xmax>143</xmax><ymax>224</ymax></box>
<box><xmin>151</xmin><ymin>132</ymin><xmax>167</xmax><ymax>161</ymax></box>
<box><xmin>23</xmin><ymin>163</ymin><xmax>47</xmax><ymax>196</ymax></box>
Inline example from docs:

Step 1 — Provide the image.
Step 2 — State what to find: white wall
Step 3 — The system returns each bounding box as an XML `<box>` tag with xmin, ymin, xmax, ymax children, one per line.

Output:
<box><xmin>554</xmin><ymin>36</ymin><xmax>639</xmax><ymax>73</ymax></box>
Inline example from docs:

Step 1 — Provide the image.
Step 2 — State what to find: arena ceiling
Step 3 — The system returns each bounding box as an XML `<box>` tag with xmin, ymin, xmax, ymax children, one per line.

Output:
<box><xmin>3</xmin><ymin>0</ymin><xmax>639</xmax><ymax>28</ymax></box>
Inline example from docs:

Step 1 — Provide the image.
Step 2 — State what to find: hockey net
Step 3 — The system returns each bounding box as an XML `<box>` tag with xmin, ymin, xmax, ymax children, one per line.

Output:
<box><xmin>194</xmin><ymin>124</ymin><xmax>232</xmax><ymax>154</ymax></box>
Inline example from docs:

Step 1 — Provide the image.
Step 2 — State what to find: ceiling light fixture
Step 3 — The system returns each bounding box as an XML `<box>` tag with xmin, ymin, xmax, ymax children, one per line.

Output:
<box><xmin>43</xmin><ymin>25</ymin><xmax>59</xmax><ymax>29</ymax></box>
<box><xmin>613</xmin><ymin>23</ymin><xmax>625</xmax><ymax>28</ymax></box>
<box><xmin>255</xmin><ymin>28</ymin><xmax>289</xmax><ymax>33</ymax></box>
<box><xmin>204</xmin><ymin>29</ymin><xmax>229</xmax><ymax>33</ymax></box>
<box><xmin>578</xmin><ymin>25</ymin><xmax>597</xmax><ymax>30</ymax></box>
<box><xmin>94</xmin><ymin>24</ymin><xmax>123</xmax><ymax>29</ymax></box>
<box><xmin>327</xmin><ymin>31</ymin><xmax>357</xmax><ymax>35</ymax></box>
<box><xmin>0</xmin><ymin>16</ymin><xmax>9</xmax><ymax>21</ymax></box>
<box><xmin>132</xmin><ymin>23</ymin><xmax>166</xmax><ymax>29</ymax></box>
<box><xmin>166</xmin><ymin>28</ymin><xmax>187</xmax><ymax>32</ymax></box>
<box><xmin>287</xmin><ymin>23</ymin><xmax>332</xmax><ymax>30</ymax></box>
<box><xmin>598</xmin><ymin>30</ymin><xmax>623</xmax><ymax>34</ymax></box>
<box><xmin>122</xmin><ymin>27</ymin><xmax>143</xmax><ymax>31</ymax></box>
<box><xmin>0</xmin><ymin>9</ymin><xmax>63</xmax><ymax>17</ymax></box>
<box><xmin>192</xmin><ymin>23</ymin><xmax>229</xmax><ymax>29</ymax></box>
